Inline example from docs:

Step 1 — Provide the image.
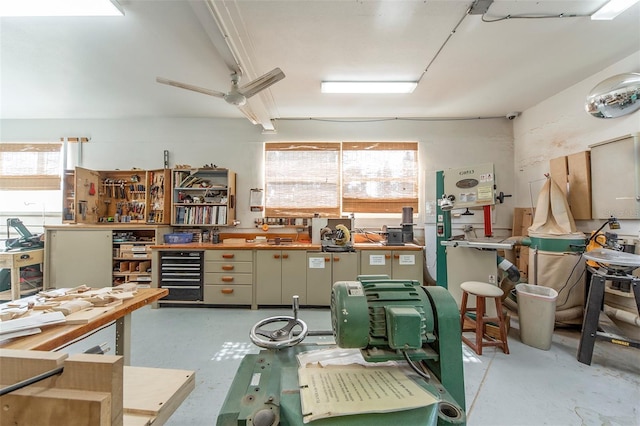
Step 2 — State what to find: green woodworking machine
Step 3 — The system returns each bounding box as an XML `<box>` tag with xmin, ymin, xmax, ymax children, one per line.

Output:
<box><xmin>217</xmin><ymin>277</ymin><xmax>466</xmax><ymax>425</ymax></box>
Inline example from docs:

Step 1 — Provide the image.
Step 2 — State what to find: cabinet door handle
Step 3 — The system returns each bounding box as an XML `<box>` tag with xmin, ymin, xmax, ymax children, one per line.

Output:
<box><xmin>222</xmin><ymin>276</ymin><xmax>234</xmax><ymax>282</ymax></box>
<box><xmin>221</xmin><ymin>288</ymin><xmax>234</xmax><ymax>294</ymax></box>
<box><xmin>222</xmin><ymin>265</ymin><xmax>234</xmax><ymax>271</ymax></box>
<box><xmin>332</xmin><ymin>257</ymin><xmax>339</xmax><ymax>262</ymax></box>
<box><xmin>385</xmin><ymin>254</ymin><xmax>392</xmax><ymax>259</ymax></box>
<box><xmin>394</xmin><ymin>254</ymin><xmax>400</xmax><ymax>259</ymax></box>
<box><xmin>282</xmin><ymin>254</ymin><xmax>289</xmax><ymax>259</ymax></box>
<box><xmin>274</xmin><ymin>254</ymin><xmax>281</xmax><ymax>259</ymax></box>
<box><xmin>222</xmin><ymin>254</ymin><xmax>235</xmax><ymax>259</ymax></box>
<box><xmin>325</xmin><ymin>257</ymin><xmax>330</xmax><ymax>262</ymax></box>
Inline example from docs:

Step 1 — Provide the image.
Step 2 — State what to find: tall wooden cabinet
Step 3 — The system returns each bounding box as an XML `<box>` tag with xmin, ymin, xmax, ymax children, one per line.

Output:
<box><xmin>44</xmin><ymin>225</ymin><xmax>171</xmax><ymax>289</ymax></box>
<box><xmin>45</xmin><ymin>227</ymin><xmax>113</xmax><ymax>289</ymax></box>
<box><xmin>171</xmin><ymin>168</ymin><xmax>236</xmax><ymax>226</ymax></box>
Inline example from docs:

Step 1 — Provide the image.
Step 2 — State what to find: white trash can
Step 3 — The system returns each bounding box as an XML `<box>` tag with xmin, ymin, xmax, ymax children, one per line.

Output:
<box><xmin>516</xmin><ymin>283</ymin><xmax>558</xmax><ymax>350</ymax></box>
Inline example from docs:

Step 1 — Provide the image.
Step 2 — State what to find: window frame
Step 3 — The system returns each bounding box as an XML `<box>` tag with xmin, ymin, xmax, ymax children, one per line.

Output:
<box><xmin>0</xmin><ymin>142</ymin><xmax>63</xmax><ymax>190</ymax></box>
<box><xmin>264</xmin><ymin>141</ymin><xmax>419</xmax><ymax>216</ymax></box>
<box><xmin>264</xmin><ymin>142</ymin><xmax>341</xmax><ymax>217</ymax></box>
<box><xmin>341</xmin><ymin>141</ymin><xmax>419</xmax><ymax>214</ymax></box>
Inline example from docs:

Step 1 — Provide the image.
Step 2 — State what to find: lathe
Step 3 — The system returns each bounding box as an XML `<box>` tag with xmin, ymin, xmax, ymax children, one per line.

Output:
<box><xmin>217</xmin><ymin>277</ymin><xmax>466</xmax><ymax>425</ymax></box>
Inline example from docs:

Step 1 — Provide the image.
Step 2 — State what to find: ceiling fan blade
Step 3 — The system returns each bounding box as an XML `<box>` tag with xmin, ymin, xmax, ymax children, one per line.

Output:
<box><xmin>236</xmin><ymin>103</ymin><xmax>260</xmax><ymax>125</ymax></box>
<box><xmin>156</xmin><ymin>77</ymin><xmax>226</xmax><ymax>98</ymax></box>
<box><xmin>238</xmin><ymin>67</ymin><xmax>285</xmax><ymax>99</ymax></box>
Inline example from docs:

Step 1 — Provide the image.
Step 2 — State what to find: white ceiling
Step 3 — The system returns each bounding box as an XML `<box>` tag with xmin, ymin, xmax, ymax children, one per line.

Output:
<box><xmin>1</xmin><ymin>0</ymin><xmax>639</xmax><ymax>130</ymax></box>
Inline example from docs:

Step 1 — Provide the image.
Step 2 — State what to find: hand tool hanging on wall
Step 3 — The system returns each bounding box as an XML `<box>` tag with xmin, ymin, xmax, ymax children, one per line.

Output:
<box><xmin>119</xmin><ymin>181</ymin><xmax>126</xmax><ymax>199</ymax></box>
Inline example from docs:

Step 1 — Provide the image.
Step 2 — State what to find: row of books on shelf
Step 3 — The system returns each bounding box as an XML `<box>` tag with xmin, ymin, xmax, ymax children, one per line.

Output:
<box><xmin>174</xmin><ymin>205</ymin><xmax>227</xmax><ymax>225</ymax></box>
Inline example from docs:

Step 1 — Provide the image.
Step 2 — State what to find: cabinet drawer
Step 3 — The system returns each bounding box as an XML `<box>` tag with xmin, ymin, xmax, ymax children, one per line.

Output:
<box><xmin>205</xmin><ymin>250</ymin><xmax>252</xmax><ymax>262</ymax></box>
<box><xmin>119</xmin><ymin>244</ymin><xmax>150</xmax><ymax>252</ymax></box>
<box><xmin>4</xmin><ymin>250</ymin><xmax>44</xmax><ymax>268</ymax></box>
<box><xmin>204</xmin><ymin>262</ymin><xmax>253</xmax><ymax>274</ymax></box>
<box><xmin>204</xmin><ymin>272</ymin><xmax>253</xmax><ymax>285</ymax></box>
<box><xmin>121</xmin><ymin>252</ymin><xmax>150</xmax><ymax>259</ymax></box>
<box><xmin>204</xmin><ymin>285</ymin><xmax>252</xmax><ymax>305</ymax></box>
<box><xmin>161</xmin><ymin>285</ymin><xmax>202</xmax><ymax>301</ymax></box>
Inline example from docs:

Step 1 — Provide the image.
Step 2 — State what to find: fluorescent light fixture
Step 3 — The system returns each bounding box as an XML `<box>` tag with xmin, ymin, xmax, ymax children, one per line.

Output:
<box><xmin>591</xmin><ymin>0</ymin><xmax>639</xmax><ymax>20</ymax></box>
<box><xmin>321</xmin><ymin>81</ymin><xmax>417</xmax><ymax>94</ymax></box>
<box><xmin>0</xmin><ymin>0</ymin><xmax>124</xmax><ymax>17</ymax></box>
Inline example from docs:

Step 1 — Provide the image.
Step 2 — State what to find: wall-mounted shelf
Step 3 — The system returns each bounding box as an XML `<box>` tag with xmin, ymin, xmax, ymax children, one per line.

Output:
<box><xmin>171</xmin><ymin>168</ymin><xmax>236</xmax><ymax>226</ymax></box>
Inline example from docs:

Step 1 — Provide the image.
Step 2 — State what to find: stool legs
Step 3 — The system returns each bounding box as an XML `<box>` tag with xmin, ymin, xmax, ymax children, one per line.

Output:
<box><xmin>494</xmin><ymin>297</ymin><xmax>510</xmax><ymax>354</ymax></box>
<box><xmin>460</xmin><ymin>291</ymin><xmax>469</xmax><ymax>330</ymax></box>
<box><xmin>460</xmin><ymin>291</ymin><xmax>509</xmax><ymax>355</ymax></box>
<box><xmin>474</xmin><ymin>296</ymin><xmax>485</xmax><ymax>355</ymax></box>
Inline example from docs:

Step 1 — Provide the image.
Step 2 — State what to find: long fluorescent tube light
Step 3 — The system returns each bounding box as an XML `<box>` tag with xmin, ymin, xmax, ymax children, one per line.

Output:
<box><xmin>591</xmin><ymin>0</ymin><xmax>639</xmax><ymax>20</ymax></box>
<box><xmin>321</xmin><ymin>81</ymin><xmax>417</xmax><ymax>94</ymax></box>
<box><xmin>0</xmin><ymin>0</ymin><xmax>124</xmax><ymax>17</ymax></box>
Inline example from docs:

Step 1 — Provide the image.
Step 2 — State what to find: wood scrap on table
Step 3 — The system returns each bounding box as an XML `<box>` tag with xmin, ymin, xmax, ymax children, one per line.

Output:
<box><xmin>1</xmin><ymin>285</ymin><xmax>139</xmax><ymax>334</ymax></box>
<box><xmin>52</xmin><ymin>300</ymin><xmax>93</xmax><ymax>315</ymax></box>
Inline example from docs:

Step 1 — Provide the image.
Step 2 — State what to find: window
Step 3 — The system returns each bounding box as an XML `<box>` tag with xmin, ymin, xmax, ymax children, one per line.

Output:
<box><xmin>265</xmin><ymin>143</ymin><xmax>340</xmax><ymax>216</ymax></box>
<box><xmin>342</xmin><ymin>142</ymin><xmax>418</xmax><ymax>213</ymax></box>
<box><xmin>0</xmin><ymin>142</ymin><xmax>63</xmax><ymax>190</ymax></box>
<box><xmin>264</xmin><ymin>142</ymin><xmax>418</xmax><ymax>215</ymax></box>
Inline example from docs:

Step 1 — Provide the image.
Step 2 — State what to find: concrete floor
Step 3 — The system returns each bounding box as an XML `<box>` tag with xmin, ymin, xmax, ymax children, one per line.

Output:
<box><xmin>64</xmin><ymin>306</ymin><xmax>640</xmax><ymax>426</ymax></box>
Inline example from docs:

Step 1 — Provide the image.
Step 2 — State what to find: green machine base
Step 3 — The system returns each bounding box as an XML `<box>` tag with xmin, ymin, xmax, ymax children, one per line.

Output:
<box><xmin>217</xmin><ymin>344</ymin><xmax>465</xmax><ymax>426</ymax></box>
<box><xmin>217</xmin><ymin>282</ymin><xmax>466</xmax><ymax>426</ymax></box>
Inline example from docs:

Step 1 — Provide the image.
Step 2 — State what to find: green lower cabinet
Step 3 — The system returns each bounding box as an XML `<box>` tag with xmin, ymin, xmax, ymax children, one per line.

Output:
<box><xmin>306</xmin><ymin>252</ymin><xmax>359</xmax><ymax>306</ymax></box>
<box><xmin>359</xmin><ymin>249</ymin><xmax>423</xmax><ymax>284</ymax></box>
<box><xmin>256</xmin><ymin>250</ymin><xmax>307</xmax><ymax>305</ymax></box>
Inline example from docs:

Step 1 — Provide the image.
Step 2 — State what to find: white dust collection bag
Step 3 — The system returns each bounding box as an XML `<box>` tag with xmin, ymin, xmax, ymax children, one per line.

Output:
<box><xmin>527</xmin><ymin>178</ymin><xmax>586</xmax><ymax>324</ymax></box>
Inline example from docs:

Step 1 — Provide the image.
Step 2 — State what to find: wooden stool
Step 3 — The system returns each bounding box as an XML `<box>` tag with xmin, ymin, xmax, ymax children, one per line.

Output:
<box><xmin>460</xmin><ymin>281</ymin><xmax>510</xmax><ymax>355</ymax></box>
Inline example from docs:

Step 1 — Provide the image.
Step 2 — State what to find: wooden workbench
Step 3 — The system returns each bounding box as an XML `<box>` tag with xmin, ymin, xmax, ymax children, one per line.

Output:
<box><xmin>0</xmin><ymin>248</ymin><xmax>44</xmax><ymax>301</ymax></box>
<box><xmin>0</xmin><ymin>288</ymin><xmax>168</xmax><ymax>365</ymax></box>
<box><xmin>1</xmin><ymin>342</ymin><xmax>194</xmax><ymax>426</ymax></box>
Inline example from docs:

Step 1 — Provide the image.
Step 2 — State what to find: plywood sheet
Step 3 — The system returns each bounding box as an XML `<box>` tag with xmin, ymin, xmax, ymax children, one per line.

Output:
<box><xmin>512</xmin><ymin>207</ymin><xmax>533</xmax><ymax>237</ymax></box>
<box><xmin>567</xmin><ymin>151</ymin><xmax>592</xmax><ymax>220</ymax></box>
<box><xmin>590</xmin><ymin>135</ymin><xmax>639</xmax><ymax>219</ymax></box>
<box><xmin>123</xmin><ymin>366</ymin><xmax>195</xmax><ymax>424</ymax></box>
<box><xmin>549</xmin><ymin>156</ymin><xmax>568</xmax><ymax>196</ymax></box>
<box><xmin>123</xmin><ymin>414</ymin><xmax>153</xmax><ymax>426</ymax></box>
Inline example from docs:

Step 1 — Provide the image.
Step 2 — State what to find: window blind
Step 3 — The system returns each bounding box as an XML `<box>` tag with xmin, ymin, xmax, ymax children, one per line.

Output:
<box><xmin>342</xmin><ymin>142</ymin><xmax>418</xmax><ymax>213</ymax></box>
<box><xmin>264</xmin><ymin>142</ymin><xmax>341</xmax><ymax>216</ymax></box>
<box><xmin>0</xmin><ymin>142</ymin><xmax>63</xmax><ymax>190</ymax></box>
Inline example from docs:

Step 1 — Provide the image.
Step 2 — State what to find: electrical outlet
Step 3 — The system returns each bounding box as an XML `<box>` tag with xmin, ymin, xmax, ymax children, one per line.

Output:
<box><xmin>488</xmin><ymin>274</ymin><xmax>496</xmax><ymax>284</ymax></box>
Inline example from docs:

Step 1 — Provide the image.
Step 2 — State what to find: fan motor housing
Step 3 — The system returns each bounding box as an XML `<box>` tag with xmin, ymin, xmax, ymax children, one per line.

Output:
<box><xmin>331</xmin><ymin>280</ymin><xmax>435</xmax><ymax>352</ymax></box>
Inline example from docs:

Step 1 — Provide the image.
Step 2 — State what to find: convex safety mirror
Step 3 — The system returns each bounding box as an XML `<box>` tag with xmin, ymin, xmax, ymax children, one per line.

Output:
<box><xmin>585</xmin><ymin>72</ymin><xmax>640</xmax><ymax>119</ymax></box>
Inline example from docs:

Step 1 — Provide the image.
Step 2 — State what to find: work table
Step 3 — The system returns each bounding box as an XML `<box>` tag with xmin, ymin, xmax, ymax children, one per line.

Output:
<box><xmin>150</xmin><ymin>241</ymin><xmax>424</xmax><ymax>251</ymax></box>
<box><xmin>42</xmin><ymin>224</ymin><xmax>424</xmax><ymax>310</ymax></box>
<box><xmin>150</xmin><ymin>241</ymin><xmax>424</xmax><ymax>309</ymax></box>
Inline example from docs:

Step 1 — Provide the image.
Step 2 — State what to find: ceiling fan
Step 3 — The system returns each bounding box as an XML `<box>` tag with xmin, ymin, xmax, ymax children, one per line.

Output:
<box><xmin>156</xmin><ymin>67</ymin><xmax>285</xmax><ymax>124</ymax></box>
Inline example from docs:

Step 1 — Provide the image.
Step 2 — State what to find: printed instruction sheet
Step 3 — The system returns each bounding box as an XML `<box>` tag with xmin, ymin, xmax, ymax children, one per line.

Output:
<box><xmin>298</xmin><ymin>365</ymin><xmax>438</xmax><ymax>423</ymax></box>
